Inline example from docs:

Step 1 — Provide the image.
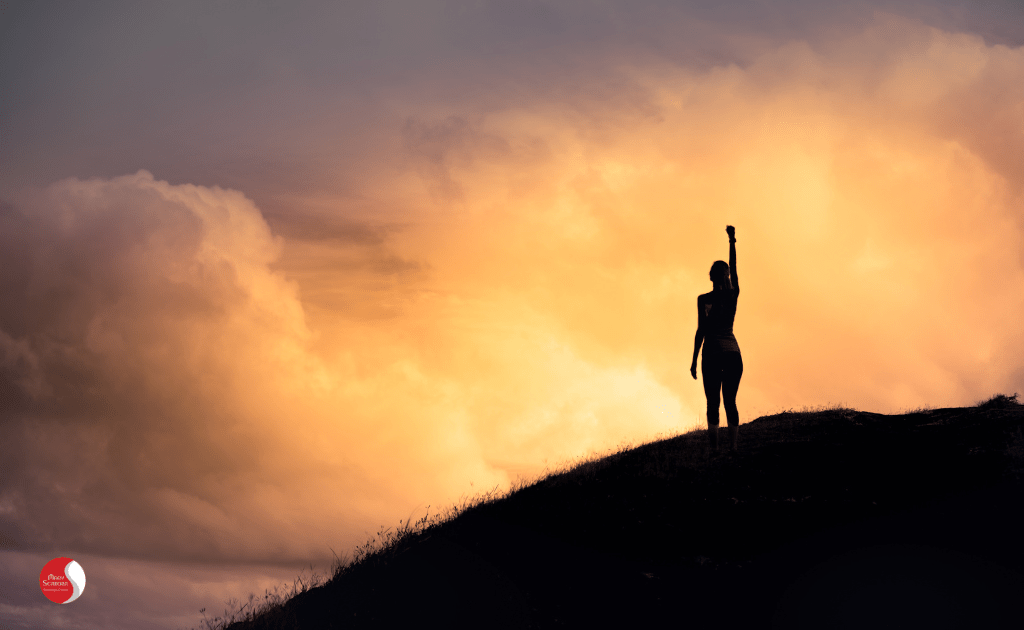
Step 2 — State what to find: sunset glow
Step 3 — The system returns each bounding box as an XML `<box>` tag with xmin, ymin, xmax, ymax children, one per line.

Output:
<box><xmin>2</xmin><ymin>3</ymin><xmax>1023</xmax><ymax>628</ymax></box>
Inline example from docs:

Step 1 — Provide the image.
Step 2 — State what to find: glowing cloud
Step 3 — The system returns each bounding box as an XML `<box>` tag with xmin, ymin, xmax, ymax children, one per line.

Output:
<box><xmin>1</xmin><ymin>15</ymin><xmax>1022</xmax><ymax>581</ymax></box>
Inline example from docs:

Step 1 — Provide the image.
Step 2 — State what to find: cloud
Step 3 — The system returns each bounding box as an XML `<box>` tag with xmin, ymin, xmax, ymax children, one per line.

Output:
<box><xmin>1</xmin><ymin>9</ymin><xmax>1023</xmax><ymax>598</ymax></box>
<box><xmin>0</xmin><ymin>171</ymin><xmax>355</xmax><ymax>562</ymax></box>
<box><xmin>369</xmin><ymin>15</ymin><xmax>1024</xmax><ymax>425</ymax></box>
<box><xmin>376</xmin><ymin>23</ymin><xmax>1021</xmax><ymax>416</ymax></box>
<box><xmin>0</xmin><ymin>169</ymin><xmax>689</xmax><ymax>568</ymax></box>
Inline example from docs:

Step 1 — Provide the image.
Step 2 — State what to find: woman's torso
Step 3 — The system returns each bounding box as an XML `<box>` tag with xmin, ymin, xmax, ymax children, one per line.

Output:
<box><xmin>700</xmin><ymin>288</ymin><xmax>741</xmax><ymax>354</ymax></box>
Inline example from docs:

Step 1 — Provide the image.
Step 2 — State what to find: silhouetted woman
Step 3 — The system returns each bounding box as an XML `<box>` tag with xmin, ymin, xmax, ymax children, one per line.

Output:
<box><xmin>690</xmin><ymin>225</ymin><xmax>743</xmax><ymax>452</ymax></box>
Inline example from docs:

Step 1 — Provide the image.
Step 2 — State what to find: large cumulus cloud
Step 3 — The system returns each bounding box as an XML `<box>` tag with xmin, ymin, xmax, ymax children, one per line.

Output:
<box><xmin>0</xmin><ymin>170</ymin><xmax>687</xmax><ymax>566</ymax></box>
<box><xmin>350</xmin><ymin>14</ymin><xmax>1024</xmax><ymax>418</ymax></box>
<box><xmin>0</xmin><ymin>171</ymin><xmax>350</xmax><ymax>562</ymax></box>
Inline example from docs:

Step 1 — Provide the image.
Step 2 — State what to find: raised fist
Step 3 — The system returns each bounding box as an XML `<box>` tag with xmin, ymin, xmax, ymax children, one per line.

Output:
<box><xmin>726</xmin><ymin>225</ymin><xmax>735</xmax><ymax>239</ymax></box>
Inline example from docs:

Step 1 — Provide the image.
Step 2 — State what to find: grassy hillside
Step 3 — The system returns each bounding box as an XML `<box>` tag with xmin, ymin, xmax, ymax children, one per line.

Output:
<box><xmin>199</xmin><ymin>394</ymin><xmax>1024</xmax><ymax>629</ymax></box>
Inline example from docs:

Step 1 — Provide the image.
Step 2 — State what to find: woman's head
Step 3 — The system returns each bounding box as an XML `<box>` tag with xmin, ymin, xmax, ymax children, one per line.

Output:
<box><xmin>710</xmin><ymin>260</ymin><xmax>731</xmax><ymax>288</ymax></box>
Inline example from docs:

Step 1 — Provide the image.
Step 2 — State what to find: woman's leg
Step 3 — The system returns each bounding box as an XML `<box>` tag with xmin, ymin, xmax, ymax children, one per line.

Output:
<box><xmin>721</xmin><ymin>353</ymin><xmax>743</xmax><ymax>450</ymax></box>
<box><xmin>701</xmin><ymin>352</ymin><xmax>723</xmax><ymax>450</ymax></box>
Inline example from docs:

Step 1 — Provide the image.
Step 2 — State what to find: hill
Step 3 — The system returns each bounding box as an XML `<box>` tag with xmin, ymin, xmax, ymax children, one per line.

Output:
<box><xmin>209</xmin><ymin>395</ymin><xmax>1024</xmax><ymax>629</ymax></box>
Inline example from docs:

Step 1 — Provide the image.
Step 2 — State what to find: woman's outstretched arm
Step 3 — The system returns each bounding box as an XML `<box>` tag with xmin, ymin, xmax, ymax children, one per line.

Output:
<box><xmin>727</xmin><ymin>225</ymin><xmax>738</xmax><ymax>290</ymax></box>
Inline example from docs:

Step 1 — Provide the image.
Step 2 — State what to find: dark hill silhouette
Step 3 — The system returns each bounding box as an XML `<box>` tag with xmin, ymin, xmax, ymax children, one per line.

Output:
<box><xmin>206</xmin><ymin>394</ymin><xmax>1024</xmax><ymax>629</ymax></box>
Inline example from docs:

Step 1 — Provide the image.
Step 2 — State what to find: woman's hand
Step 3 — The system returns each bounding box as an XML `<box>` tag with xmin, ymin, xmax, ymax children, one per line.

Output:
<box><xmin>726</xmin><ymin>225</ymin><xmax>735</xmax><ymax>240</ymax></box>
<box><xmin>690</xmin><ymin>363</ymin><xmax>698</xmax><ymax>380</ymax></box>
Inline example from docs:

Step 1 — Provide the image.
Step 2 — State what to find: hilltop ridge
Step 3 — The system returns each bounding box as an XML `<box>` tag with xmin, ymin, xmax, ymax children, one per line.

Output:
<box><xmin>213</xmin><ymin>395</ymin><xmax>1024</xmax><ymax>629</ymax></box>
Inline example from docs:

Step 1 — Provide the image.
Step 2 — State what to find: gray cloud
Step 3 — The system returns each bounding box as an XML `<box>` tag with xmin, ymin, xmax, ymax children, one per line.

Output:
<box><xmin>6</xmin><ymin>1</ymin><xmax>1019</xmax><ymax>203</ymax></box>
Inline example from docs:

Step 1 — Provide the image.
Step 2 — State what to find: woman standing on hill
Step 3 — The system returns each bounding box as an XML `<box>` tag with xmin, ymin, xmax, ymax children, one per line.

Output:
<box><xmin>690</xmin><ymin>225</ymin><xmax>743</xmax><ymax>452</ymax></box>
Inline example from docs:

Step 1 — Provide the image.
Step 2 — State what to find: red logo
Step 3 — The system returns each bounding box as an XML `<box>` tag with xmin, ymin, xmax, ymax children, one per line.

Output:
<box><xmin>39</xmin><ymin>557</ymin><xmax>86</xmax><ymax>604</ymax></box>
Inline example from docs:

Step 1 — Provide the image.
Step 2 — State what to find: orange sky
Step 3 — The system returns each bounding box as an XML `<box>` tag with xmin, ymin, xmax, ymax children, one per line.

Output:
<box><xmin>2</xmin><ymin>5</ymin><xmax>1024</xmax><ymax>629</ymax></box>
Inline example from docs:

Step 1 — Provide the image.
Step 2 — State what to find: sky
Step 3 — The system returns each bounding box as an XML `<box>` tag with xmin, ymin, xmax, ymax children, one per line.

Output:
<box><xmin>2</xmin><ymin>1</ymin><xmax>1024</xmax><ymax>628</ymax></box>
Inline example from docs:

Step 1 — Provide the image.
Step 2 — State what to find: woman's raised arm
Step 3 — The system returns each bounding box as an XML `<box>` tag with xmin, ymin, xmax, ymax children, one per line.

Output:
<box><xmin>726</xmin><ymin>225</ymin><xmax>738</xmax><ymax>290</ymax></box>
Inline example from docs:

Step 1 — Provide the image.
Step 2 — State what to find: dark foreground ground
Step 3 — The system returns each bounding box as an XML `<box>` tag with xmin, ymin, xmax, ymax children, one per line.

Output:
<box><xmin>224</xmin><ymin>396</ymin><xmax>1024</xmax><ymax>629</ymax></box>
